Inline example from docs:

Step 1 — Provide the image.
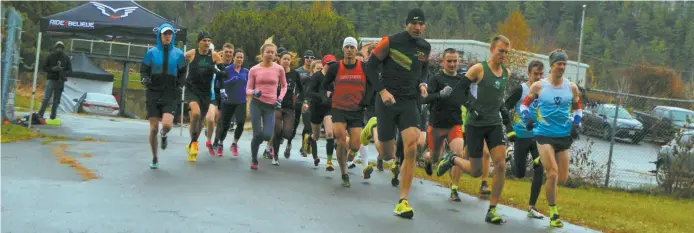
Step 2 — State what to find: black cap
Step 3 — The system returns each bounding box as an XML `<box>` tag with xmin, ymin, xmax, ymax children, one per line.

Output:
<box><xmin>197</xmin><ymin>31</ymin><xmax>211</xmax><ymax>42</ymax></box>
<box><xmin>277</xmin><ymin>47</ymin><xmax>287</xmax><ymax>54</ymax></box>
<box><xmin>303</xmin><ymin>50</ymin><xmax>315</xmax><ymax>58</ymax></box>
<box><xmin>406</xmin><ymin>8</ymin><xmax>426</xmax><ymax>24</ymax></box>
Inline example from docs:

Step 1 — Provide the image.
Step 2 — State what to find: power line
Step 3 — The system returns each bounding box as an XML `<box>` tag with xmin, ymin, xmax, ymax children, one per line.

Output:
<box><xmin>562</xmin><ymin>49</ymin><xmax>694</xmax><ymax>74</ymax></box>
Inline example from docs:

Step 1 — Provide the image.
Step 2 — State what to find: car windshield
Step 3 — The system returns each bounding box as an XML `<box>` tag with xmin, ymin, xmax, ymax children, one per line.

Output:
<box><xmin>86</xmin><ymin>93</ymin><xmax>117</xmax><ymax>104</ymax></box>
<box><xmin>602</xmin><ymin>106</ymin><xmax>633</xmax><ymax>119</ymax></box>
<box><xmin>671</xmin><ymin>110</ymin><xmax>694</xmax><ymax>123</ymax></box>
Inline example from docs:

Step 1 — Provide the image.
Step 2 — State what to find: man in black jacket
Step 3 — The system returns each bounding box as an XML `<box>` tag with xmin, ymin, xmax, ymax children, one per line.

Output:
<box><xmin>38</xmin><ymin>41</ymin><xmax>72</xmax><ymax>121</ymax></box>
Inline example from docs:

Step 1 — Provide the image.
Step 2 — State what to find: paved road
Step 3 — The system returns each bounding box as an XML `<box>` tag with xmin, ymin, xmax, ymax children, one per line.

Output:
<box><xmin>1</xmin><ymin>114</ymin><xmax>601</xmax><ymax>233</ymax></box>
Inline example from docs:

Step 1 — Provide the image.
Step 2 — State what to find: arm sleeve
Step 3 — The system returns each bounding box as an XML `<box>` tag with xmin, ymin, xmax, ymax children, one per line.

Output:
<box><xmin>43</xmin><ymin>55</ymin><xmax>52</xmax><ymax>72</ymax></box>
<box><xmin>277</xmin><ymin>67</ymin><xmax>288</xmax><ymax>101</ymax></box>
<box><xmin>366</xmin><ymin>36</ymin><xmax>390</xmax><ymax>92</ymax></box>
<box><xmin>304</xmin><ymin>74</ymin><xmax>318</xmax><ymax>102</ymax></box>
<box><xmin>504</xmin><ymin>85</ymin><xmax>523</xmax><ymax>111</ymax></box>
<box><xmin>246</xmin><ymin>67</ymin><xmax>255</xmax><ymax>95</ymax></box>
<box><xmin>422</xmin><ymin>74</ymin><xmax>440</xmax><ymax>104</ymax></box>
<box><xmin>451</xmin><ymin>74</ymin><xmax>474</xmax><ymax>106</ymax></box>
<box><xmin>322</xmin><ymin>63</ymin><xmax>339</xmax><ymax>92</ymax></box>
<box><xmin>295</xmin><ymin>72</ymin><xmax>304</xmax><ymax>102</ymax></box>
<box><xmin>419</xmin><ymin>60</ymin><xmax>429</xmax><ymax>84</ymax></box>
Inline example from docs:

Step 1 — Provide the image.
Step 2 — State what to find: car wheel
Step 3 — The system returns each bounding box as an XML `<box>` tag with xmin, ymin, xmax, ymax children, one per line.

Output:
<box><xmin>602</xmin><ymin>127</ymin><xmax>612</xmax><ymax>141</ymax></box>
<box><xmin>632</xmin><ymin>136</ymin><xmax>642</xmax><ymax>144</ymax></box>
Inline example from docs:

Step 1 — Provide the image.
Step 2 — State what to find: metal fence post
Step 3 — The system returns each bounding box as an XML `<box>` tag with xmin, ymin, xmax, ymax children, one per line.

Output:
<box><xmin>604</xmin><ymin>93</ymin><xmax>619</xmax><ymax>187</ymax></box>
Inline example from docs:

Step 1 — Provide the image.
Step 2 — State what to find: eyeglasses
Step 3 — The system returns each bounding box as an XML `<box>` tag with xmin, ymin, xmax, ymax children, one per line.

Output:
<box><xmin>445</xmin><ymin>60</ymin><xmax>457</xmax><ymax>63</ymax></box>
<box><xmin>304</xmin><ymin>56</ymin><xmax>315</xmax><ymax>59</ymax></box>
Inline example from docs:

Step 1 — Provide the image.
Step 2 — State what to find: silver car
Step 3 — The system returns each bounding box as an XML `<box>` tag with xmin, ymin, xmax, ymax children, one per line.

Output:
<box><xmin>654</xmin><ymin>130</ymin><xmax>694</xmax><ymax>185</ymax></box>
<box><xmin>73</xmin><ymin>92</ymin><xmax>120</xmax><ymax>117</ymax></box>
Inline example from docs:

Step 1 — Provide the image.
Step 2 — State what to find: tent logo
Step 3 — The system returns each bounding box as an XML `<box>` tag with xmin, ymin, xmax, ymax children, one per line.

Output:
<box><xmin>91</xmin><ymin>2</ymin><xmax>138</xmax><ymax>19</ymax></box>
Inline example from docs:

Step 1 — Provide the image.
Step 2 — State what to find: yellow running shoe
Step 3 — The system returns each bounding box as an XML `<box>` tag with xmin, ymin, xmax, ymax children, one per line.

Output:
<box><xmin>393</xmin><ymin>199</ymin><xmax>414</xmax><ymax>219</ymax></box>
<box><xmin>549</xmin><ymin>206</ymin><xmax>564</xmax><ymax>228</ymax></box>
<box><xmin>360</xmin><ymin>117</ymin><xmax>377</xmax><ymax>146</ymax></box>
<box><xmin>187</xmin><ymin>142</ymin><xmax>199</xmax><ymax>162</ymax></box>
<box><xmin>326</xmin><ymin>161</ymin><xmax>334</xmax><ymax>171</ymax></box>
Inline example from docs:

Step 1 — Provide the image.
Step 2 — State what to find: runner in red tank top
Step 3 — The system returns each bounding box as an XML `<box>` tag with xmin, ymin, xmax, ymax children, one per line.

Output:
<box><xmin>323</xmin><ymin>37</ymin><xmax>374</xmax><ymax>187</ymax></box>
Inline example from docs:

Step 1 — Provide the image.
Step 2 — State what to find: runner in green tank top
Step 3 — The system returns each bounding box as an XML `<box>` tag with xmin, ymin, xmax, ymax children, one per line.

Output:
<box><xmin>435</xmin><ymin>35</ymin><xmax>514</xmax><ymax>225</ymax></box>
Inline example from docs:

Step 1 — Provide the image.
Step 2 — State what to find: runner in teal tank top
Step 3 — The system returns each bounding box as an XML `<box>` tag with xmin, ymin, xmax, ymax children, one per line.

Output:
<box><xmin>434</xmin><ymin>35</ymin><xmax>514</xmax><ymax>225</ymax></box>
<box><xmin>519</xmin><ymin>49</ymin><xmax>583</xmax><ymax>228</ymax></box>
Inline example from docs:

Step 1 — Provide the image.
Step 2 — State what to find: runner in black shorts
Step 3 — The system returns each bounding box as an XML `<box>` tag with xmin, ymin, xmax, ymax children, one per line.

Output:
<box><xmin>304</xmin><ymin>55</ymin><xmax>338</xmax><ymax>169</ymax></box>
<box><xmin>436</xmin><ymin>35</ymin><xmax>514</xmax><ymax>224</ymax></box>
<box><xmin>294</xmin><ymin>50</ymin><xmax>315</xmax><ymax>156</ymax></box>
<box><xmin>141</xmin><ymin>24</ymin><xmax>187</xmax><ymax>169</ymax></box>
<box><xmin>365</xmin><ymin>8</ymin><xmax>431</xmax><ymax>219</ymax></box>
<box><xmin>183</xmin><ymin>32</ymin><xmax>227</xmax><ymax>162</ymax></box>
<box><xmin>323</xmin><ymin>37</ymin><xmax>374</xmax><ymax>187</ymax></box>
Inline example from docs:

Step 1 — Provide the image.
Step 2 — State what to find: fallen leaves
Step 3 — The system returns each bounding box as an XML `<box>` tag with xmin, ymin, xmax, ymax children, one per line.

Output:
<box><xmin>52</xmin><ymin>144</ymin><xmax>98</xmax><ymax>181</ymax></box>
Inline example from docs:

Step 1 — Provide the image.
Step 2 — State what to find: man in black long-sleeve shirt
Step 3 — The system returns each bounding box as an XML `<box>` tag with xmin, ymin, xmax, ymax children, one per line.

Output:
<box><xmin>38</xmin><ymin>41</ymin><xmax>72</xmax><ymax>121</ymax></box>
<box><xmin>365</xmin><ymin>8</ymin><xmax>430</xmax><ymax>219</ymax></box>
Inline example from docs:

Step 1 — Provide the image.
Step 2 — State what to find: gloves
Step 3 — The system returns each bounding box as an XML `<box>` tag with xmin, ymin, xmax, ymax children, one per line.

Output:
<box><xmin>439</xmin><ymin>86</ymin><xmax>453</xmax><ymax>99</ymax></box>
<box><xmin>141</xmin><ymin>75</ymin><xmax>152</xmax><ymax>88</ymax></box>
<box><xmin>506</xmin><ymin>130</ymin><xmax>517</xmax><ymax>142</ymax></box>
<box><xmin>252</xmin><ymin>90</ymin><xmax>262</xmax><ymax>98</ymax></box>
<box><xmin>276</xmin><ymin>100</ymin><xmax>282</xmax><ymax>109</ymax></box>
<box><xmin>220</xmin><ymin>89</ymin><xmax>228</xmax><ymax>101</ymax></box>
<box><xmin>571</xmin><ymin>115</ymin><xmax>582</xmax><ymax>139</ymax></box>
<box><xmin>522</xmin><ymin>110</ymin><xmax>535</xmax><ymax>131</ymax></box>
<box><xmin>51</xmin><ymin>66</ymin><xmax>62</xmax><ymax>72</ymax></box>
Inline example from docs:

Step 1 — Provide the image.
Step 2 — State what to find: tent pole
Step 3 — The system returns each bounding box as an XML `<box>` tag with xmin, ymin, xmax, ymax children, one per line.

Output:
<box><xmin>180</xmin><ymin>45</ymin><xmax>187</xmax><ymax>136</ymax></box>
<box><xmin>118</xmin><ymin>62</ymin><xmax>130</xmax><ymax>117</ymax></box>
<box><xmin>28</xmin><ymin>32</ymin><xmax>42</xmax><ymax>129</ymax></box>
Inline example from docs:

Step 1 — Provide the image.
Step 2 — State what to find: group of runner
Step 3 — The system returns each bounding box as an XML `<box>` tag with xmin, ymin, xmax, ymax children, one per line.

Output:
<box><xmin>139</xmin><ymin>8</ymin><xmax>583</xmax><ymax>228</ymax></box>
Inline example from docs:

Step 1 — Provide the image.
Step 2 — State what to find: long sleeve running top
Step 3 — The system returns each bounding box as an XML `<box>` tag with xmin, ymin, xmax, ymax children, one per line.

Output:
<box><xmin>366</xmin><ymin>31</ymin><xmax>431</xmax><ymax>100</ymax></box>
<box><xmin>222</xmin><ymin>64</ymin><xmax>249</xmax><ymax>105</ymax></box>
<box><xmin>246</xmin><ymin>63</ymin><xmax>287</xmax><ymax>105</ymax></box>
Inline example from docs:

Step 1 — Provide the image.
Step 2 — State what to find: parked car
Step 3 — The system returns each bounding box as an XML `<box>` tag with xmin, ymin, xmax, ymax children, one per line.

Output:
<box><xmin>633</xmin><ymin>106</ymin><xmax>694</xmax><ymax>144</ymax></box>
<box><xmin>72</xmin><ymin>92</ymin><xmax>120</xmax><ymax>117</ymax></box>
<box><xmin>581</xmin><ymin>104</ymin><xmax>645</xmax><ymax>144</ymax></box>
<box><xmin>653</xmin><ymin>130</ymin><xmax>694</xmax><ymax>186</ymax></box>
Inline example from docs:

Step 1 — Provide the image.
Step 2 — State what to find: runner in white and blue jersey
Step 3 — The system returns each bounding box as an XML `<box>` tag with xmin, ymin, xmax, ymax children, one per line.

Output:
<box><xmin>503</xmin><ymin>60</ymin><xmax>545</xmax><ymax>219</ymax></box>
<box><xmin>520</xmin><ymin>49</ymin><xmax>582</xmax><ymax>228</ymax></box>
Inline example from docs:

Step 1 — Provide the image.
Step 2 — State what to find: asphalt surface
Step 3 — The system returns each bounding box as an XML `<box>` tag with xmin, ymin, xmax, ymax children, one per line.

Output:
<box><xmin>2</xmin><ymin>114</ymin><xmax>601</xmax><ymax>233</ymax></box>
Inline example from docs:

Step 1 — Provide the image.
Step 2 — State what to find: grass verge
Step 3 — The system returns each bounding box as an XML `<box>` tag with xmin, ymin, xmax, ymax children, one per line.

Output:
<box><xmin>407</xmin><ymin>165</ymin><xmax>694</xmax><ymax>233</ymax></box>
<box><xmin>1</xmin><ymin>124</ymin><xmax>68</xmax><ymax>143</ymax></box>
<box><xmin>110</xmin><ymin>71</ymin><xmax>144</xmax><ymax>90</ymax></box>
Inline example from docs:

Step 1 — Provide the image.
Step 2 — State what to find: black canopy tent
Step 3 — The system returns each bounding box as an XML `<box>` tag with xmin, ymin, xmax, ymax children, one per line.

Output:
<box><xmin>39</xmin><ymin>1</ymin><xmax>187</xmax><ymax>44</ymax></box>
<box><xmin>29</xmin><ymin>1</ymin><xmax>187</xmax><ymax>126</ymax></box>
<box><xmin>69</xmin><ymin>53</ymin><xmax>115</xmax><ymax>82</ymax></box>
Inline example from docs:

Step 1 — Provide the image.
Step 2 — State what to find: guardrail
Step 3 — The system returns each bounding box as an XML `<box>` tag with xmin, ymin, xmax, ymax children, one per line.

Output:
<box><xmin>69</xmin><ymin>38</ymin><xmax>154</xmax><ymax>60</ymax></box>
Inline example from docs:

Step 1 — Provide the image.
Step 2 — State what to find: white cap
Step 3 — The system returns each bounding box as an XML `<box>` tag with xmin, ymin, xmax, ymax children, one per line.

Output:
<box><xmin>343</xmin><ymin>37</ymin><xmax>358</xmax><ymax>50</ymax></box>
<box><xmin>160</xmin><ymin>26</ymin><xmax>173</xmax><ymax>34</ymax></box>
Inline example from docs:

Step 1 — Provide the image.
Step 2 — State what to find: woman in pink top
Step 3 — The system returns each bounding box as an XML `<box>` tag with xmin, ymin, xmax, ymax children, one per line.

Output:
<box><xmin>246</xmin><ymin>43</ymin><xmax>287</xmax><ymax>170</ymax></box>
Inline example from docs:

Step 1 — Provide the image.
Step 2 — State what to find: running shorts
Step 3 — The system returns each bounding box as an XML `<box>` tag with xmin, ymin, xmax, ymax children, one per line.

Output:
<box><xmin>427</xmin><ymin>125</ymin><xmax>463</xmax><ymax>152</ymax></box>
<box><xmin>146</xmin><ymin>90</ymin><xmax>177</xmax><ymax>118</ymax></box>
<box><xmin>310</xmin><ymin>105</ymin><xmax>331</xmax><ymax>124</ymax></box>
<box><xmin>375</xmin><ymin>95</ymin><xmax>420</xmax><ymax>141</ymax></box>
<box><xmin>331</xmin><ymin>108</ymin><xmax>365</xmax><ymax>129</ymax></box>
<box><xmin>534</xmin><ymin>135</ymin><xmax>573</xmax><ymax>152</ymax></box>
<box><xmin>465</xmin><ymin>124</ymin><xmax>504</xmax><ymax>159</ymax></box>
<box><xmin>184</xmin><ymin>89</ymin><xmax>211</xmax><ymax>117</ymax></box>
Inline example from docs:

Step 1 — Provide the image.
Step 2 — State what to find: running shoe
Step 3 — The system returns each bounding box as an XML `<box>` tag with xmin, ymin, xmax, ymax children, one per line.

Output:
<box><xmin>363</xmin><ymin>163</ymin><xmax>374</xmax><ymax>179</ymax></box>
<box><xmin>450</xmin><ymin>186</ymin><xmax>461</xmax><ymax>202</ymax></box>
<box><xmin>231</xmin><ymin>143</ymin><xmax>239</xmax><ymax>157</ymax></box>
<box><xmin>272</xmin><ymin>159</ymin><xmax>280</xmax><ymax>166</ymax></box>
<box><xmin>436</xmin><ymin>151</ymin><xmax>456</xmax><ymax>176</ymax></box>
<box><xmin>313</xmin><ymin>157</ymin><xmax>320</xmax><ymax>167</ymax></box>
<box><xmin>549</xmin><ymin>206</ymin><xmax>563</xmax><ymax>227</ymax></box>
<box><xmin>206</xmin><ymin>140</ymin><xmax>214</xmax><ymax>155</ymax></box>
<box><xmin>479</xmin><ymin>181</ymin><xmax>491</xmax><ymax>195</ymax></box>
<box><xmin>424</xmin><ymin>161</ymin><xmax>433</xmax><ymax>176</ymax></box>
<box><xmin>326</xmin><ymin>161</ymin><xmax>335</xmax><ymax>171</ymax></box>
<box><xmin>393</xmin><ymin>199</ymin><xmax>414</xmax><ymax>219</ymax></box>
<box><xmin>216</xmin><ymin>144</ymin><xmax>224</xmax><ymax>157</ymax></box>
<box><xmin>360</xmin><ymin>117</ymin><xmax>377</xmax><ymax>145</ymax></box>
<box><xmin>485</xmin><ymin>207</ymin><xmax>504</xmax><ymax>224</ymax></box>
<box><xmin>348</xmin><ymin>161</ymin><xmax>356</xmax><ymax>169</ymax></box>
<box><xmin>263</xmin><ymin>149</ymin><xmax>271</xmax><ymax>159</ymax></box>
<box><xmin>377</xmin><ymin>159</ymin><xmax>384</xmax><ymax>171</ymax></box>
<box><xmin>391</xmin><ymin>163</ymin><xmax>400</xmax><ymax>187</ymax></box>
<box><xmin>187</xmin><ymin>142</ymin><xmax>199</xmax><ymax>162</ymax></box>
<box><xmin>251</xmin><ymin>163</ymin><xmax>258</xmax><ymax>170</ymax></box>
<box><xmin>341</xmin><ymin>174</ymin><xmax>351</xmax><ymax>187</ymax></box>
<box><xmin>284</xmin><ymin>144</ymin><xmax>291</xmax><ymax>159</ymax></box>
<box><xmin>150</xmin><ymin>157</ymin><xmax>158</xmax><ymax>169</ymax></box>
<box><xmin>527</xmin><ymin>207</ymin><xmax>544</xmax><ymax>219</ymax></box>
<box><xmin>160</xmin><ymin>132</ymin><xmax>168</xmax><ymax>150</ymax></box>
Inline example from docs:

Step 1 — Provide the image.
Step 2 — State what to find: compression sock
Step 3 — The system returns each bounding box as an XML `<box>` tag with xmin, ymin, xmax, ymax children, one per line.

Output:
<box><xmin>326</xmin><ymin>138</ymin><xmax>335</xmax><ymax>161</ymax></box>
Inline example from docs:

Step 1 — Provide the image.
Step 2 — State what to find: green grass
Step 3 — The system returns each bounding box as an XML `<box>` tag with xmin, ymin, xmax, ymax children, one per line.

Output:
<box><xmin>1</xmin><ymin>124</ymin><xmax>67</xmax><ymax>143</ymax></box>
<box><xmin>409</xmin><ymin>166</ymin><xmax>694</xmax><ymax>233</ymax></box>
<box><xmin>109</xmin><ymin>71</ymin><xmax>144</xmax><ymax>90</ymax></box>
<box><xmin>14</xmin><ymin>93</ymin><xmax>41</xmax><ymax>110</ymax></box>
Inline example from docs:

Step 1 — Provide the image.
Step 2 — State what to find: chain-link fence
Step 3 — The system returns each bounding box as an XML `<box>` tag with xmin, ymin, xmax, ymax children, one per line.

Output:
<box><xmin>576</xmin><ymin>88</ymin><xmax>694</xmax><ymax>189</ymax></box>
<box><xmin>1</xmin><ymin>7</ymin><xmax>24</xmax><ymax>121</ymax></box>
